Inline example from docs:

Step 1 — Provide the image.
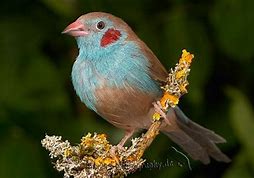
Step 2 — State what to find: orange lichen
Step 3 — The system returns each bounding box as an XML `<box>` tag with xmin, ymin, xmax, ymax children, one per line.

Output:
<box><xmin>97</xmin><ymin>133</ymin><xmax>107</xmax><ymax>140</ymax></box>
<box><xmin>160</xmin><ymin>92</ymin><xmax>179</xmax><ymax>108</ymax></box>
<box><xmin>152</xmin><ymin>49</ymin><xmax>194</xmax><ymax>121</ymax></box>
<box><xmin>94</xmin><ymin>157</ymin><xmax>103</xmax><ymax>166</ymax></box>
<box><xmin>81</xmin><ymin>133</ymin><xmax>94</xmax><ymax>146</ymax></box>
<box><xmin>180</xmin><ymin>49</ymin><xmax>194</xmax><ymax>64</ymax></box>
<box><xmin>103</xmin><ymin>157</ymin><xmax>117</xmax><ymax>166</ymax></box>
<box><xmin>94</xmin><ymin>156</ymin><xmax>117</xmax><ymax>166</ymax></box>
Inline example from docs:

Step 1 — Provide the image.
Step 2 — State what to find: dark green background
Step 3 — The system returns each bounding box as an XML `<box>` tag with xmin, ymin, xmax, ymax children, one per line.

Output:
<box><xmin>1</xmin><ymin>0</ymin><xmax>254</xmax><ymax>177</ymax></box>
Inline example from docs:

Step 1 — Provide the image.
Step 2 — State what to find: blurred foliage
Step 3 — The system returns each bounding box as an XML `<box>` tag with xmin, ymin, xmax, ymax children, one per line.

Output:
<box><xmin>0</xmin><ymin>0</ymin><xmax>254</xmax><ymax>178</ymax></box>
<box><xmin>222</xmin><ymin>88</ymin><xmax>254</xmax><ymax>178</ymax></box>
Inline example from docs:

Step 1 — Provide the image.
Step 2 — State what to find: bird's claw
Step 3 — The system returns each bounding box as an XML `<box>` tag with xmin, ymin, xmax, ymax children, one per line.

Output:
<box><xmin>110</xmin><ymin>144</ymin><xmax>125</xmax><ymax>153</ymax></box>
<box><xmin>109</xmin><ymin>144</ymin><xmax>126</xmax><ymax>163</ymax></box>
<box><xmin>153</xmin><ymin>101</ymin><xmax>167</xmax><ymax>120</ymax></box>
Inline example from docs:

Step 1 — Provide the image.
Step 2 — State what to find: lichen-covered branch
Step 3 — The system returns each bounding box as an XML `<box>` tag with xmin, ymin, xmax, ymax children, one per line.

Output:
<box><xmin>41</xmin><ymin>49</ymin><xmax>194</xmax><ymax>178</ymax></box>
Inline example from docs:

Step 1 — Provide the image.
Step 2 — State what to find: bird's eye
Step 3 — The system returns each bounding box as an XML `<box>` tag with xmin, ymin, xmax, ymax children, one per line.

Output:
<box><xmin>96</xmin><ymin>21</ymin><xmax>105</xmax><ymax>30</ymax></box>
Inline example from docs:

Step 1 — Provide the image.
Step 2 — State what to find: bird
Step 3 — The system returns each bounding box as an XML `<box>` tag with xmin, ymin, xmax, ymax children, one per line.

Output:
<box><xmin>62</xmin><ymin>12</ymin><xmax>230</xmax><ymax>164</ymax></box>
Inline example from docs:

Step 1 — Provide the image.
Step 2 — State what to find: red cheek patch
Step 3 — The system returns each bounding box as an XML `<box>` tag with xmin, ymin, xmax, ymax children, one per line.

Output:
<box><xmin>100</xmin><ymin>28</ymin><xmax>121</xmax><ymax>47</ymax></box>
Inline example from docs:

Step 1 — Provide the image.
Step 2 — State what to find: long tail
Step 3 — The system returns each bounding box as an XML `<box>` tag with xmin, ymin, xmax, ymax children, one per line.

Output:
<box><xmin>161</xmin><ymin>106</ymin><xmax>231</xmax><ymax>164</ymax></box>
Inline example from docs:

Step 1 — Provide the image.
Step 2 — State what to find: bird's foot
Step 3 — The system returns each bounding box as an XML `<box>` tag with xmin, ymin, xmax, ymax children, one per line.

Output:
<box><xmin>109</xmin><ymin>130</ymin><xmax>133</xmax><ymax>162</ymax></box>
<box><xmin>110</xmin><ymin>144</ymin><xmax>126</xmax><ymax>154</ymax></box>
<box><xmin>153</xmin><ymin>101</ymin><xmax>167</xmax><ymax>120</ymax></box>
<box><xmin>109</xmin><ymin>144</ymin><xmax>126</xmax><ymax>163</ymax></box>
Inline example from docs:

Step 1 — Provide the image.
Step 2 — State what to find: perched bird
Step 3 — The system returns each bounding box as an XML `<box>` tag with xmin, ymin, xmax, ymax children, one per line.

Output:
<box><xmin>63</xmin><ymin>12</ymin><xmax>230</xmax><ymax>164</ymax></box>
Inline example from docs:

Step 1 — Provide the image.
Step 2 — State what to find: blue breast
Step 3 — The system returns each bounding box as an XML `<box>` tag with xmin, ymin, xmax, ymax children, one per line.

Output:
<box><xmin>71</xmin><ymin>40</ymin><xmax>161</xmax><ymax>112</ymax></box>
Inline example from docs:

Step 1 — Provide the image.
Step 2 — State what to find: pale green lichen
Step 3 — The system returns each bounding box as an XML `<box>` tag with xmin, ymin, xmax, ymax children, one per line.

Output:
<box><xmin>41</xmin><ymin>133</ymin><xmax>145</xmax><ymax>178</ymax></box>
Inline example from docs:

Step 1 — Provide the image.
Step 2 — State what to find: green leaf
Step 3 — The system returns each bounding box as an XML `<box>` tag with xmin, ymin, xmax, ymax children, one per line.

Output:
<box><xmin>0</xmin><ymin>18</ymin><xmax>70</xmax><ymax>114</ymax></box>
<box><xmin>210</xmin><ymin>0</ymin><xmax>254</xmax><ymax>60</ymax></box>
<box><xmin>223</xmin><ymin>151</ymin><xmax>253</xmax><ymax>178</ymax></box>
<box><xmin>227</xmin><ymin>88</ymin><xmax>254</xmax><ymax>168</ymax></box>
<box><xmin>163</xmin><ymin>8</ymin><xmax>212</xmax><ymax>106</ymax></box>
<box><xmin>0</xmin><ymin>129</ymin><xmax>47</xmax><ymax>178</ymax></box>
<box><xmin>42</xmin><ymin>0</ymin><xmax>77</xmax><ymax>17</ymax></box>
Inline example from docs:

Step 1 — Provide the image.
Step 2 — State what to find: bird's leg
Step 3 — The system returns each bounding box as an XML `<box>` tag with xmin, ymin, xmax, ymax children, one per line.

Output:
<box><xmin>153</xmin><ymin>101</ymin><xmax>167</xmax><ymax>120</ymax></box>
<box><xmin>117</xmin><ymin>129</ymin><xmax>135</xmax><ymax>148</ymax></box>
<box><xmin>110</xmin><ymin>129</ymin><xmax>135</xmax><ymax>157</ymax></box>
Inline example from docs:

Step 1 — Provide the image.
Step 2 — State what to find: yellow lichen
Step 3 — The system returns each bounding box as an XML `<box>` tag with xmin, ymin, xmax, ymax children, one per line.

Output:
<box><xmin>152</xmin><ymin>112</ymin><xmax>161</xmax><ymax>121</ymax></box>
<box><xmin>64</xmin><ymin>148</ymin><xmax>73</xmax><ymax>157</ymax></box>
<box><xmin>94</xmin><ymin>157</ymin><xmax>103</xmax><ymax>166</ymax></box>
<box><xmin>97</xmin><ymin>133</ymin><xmax>107</xmax><ymax>141</ymax></box>
<box><xmin>179</xmin><ymin>83</ymin><xmax>188</xmax><ymax>93</ymax></box>
<box><xmin>176</xmin><ymin>69</ymin><xmax>186</xmax><ymax>79</ymax></box>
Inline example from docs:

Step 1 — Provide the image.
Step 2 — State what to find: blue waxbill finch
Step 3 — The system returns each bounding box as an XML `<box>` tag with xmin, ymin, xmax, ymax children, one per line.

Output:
<box><xmin>62</xmin><ymin>12</ymin><xmax>230</xmax><ymax>164</ymax></box>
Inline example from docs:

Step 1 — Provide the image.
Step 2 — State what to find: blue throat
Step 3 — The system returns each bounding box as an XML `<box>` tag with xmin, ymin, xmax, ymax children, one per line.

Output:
<box><xmin>72</xmin><ymin>35</ymin><xmax>161</xmax><ymax>112</ymax></box>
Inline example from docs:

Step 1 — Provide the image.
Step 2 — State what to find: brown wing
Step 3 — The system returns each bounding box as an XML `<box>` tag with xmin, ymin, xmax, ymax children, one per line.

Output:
<box><xmin>138</xmin><ymin>39</ymin><xmax>168</xmax><ymax>82</ymax></box>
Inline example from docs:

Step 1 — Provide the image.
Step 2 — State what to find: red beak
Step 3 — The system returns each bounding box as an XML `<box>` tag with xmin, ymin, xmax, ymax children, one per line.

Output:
<box><xmin>62</xmin><ymin>20</ymin><xmax>89</xmax><ymax>37</ymax></box>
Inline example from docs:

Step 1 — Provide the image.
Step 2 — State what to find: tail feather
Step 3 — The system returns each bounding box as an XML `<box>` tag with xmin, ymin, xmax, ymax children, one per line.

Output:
<box><xmin>162</xmin><ymin>107</ymin><xmax>231</xmax><ymax>164</ymax></box>
<box><xmin>164</xmin><ymin>129</ymin><xmax>211</xmax><ymax>164</ymax></box>
<box><xmin>174</xmin><ymin>106</ymin><xmax>226</xmax><ymax>143</ymax></box>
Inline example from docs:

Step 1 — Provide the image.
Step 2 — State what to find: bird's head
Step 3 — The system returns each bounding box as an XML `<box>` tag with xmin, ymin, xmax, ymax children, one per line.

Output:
<box><xmin>63</xmin><ymin>12</ymin><xmax>134</xmax><ymax>52</ymax></box>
